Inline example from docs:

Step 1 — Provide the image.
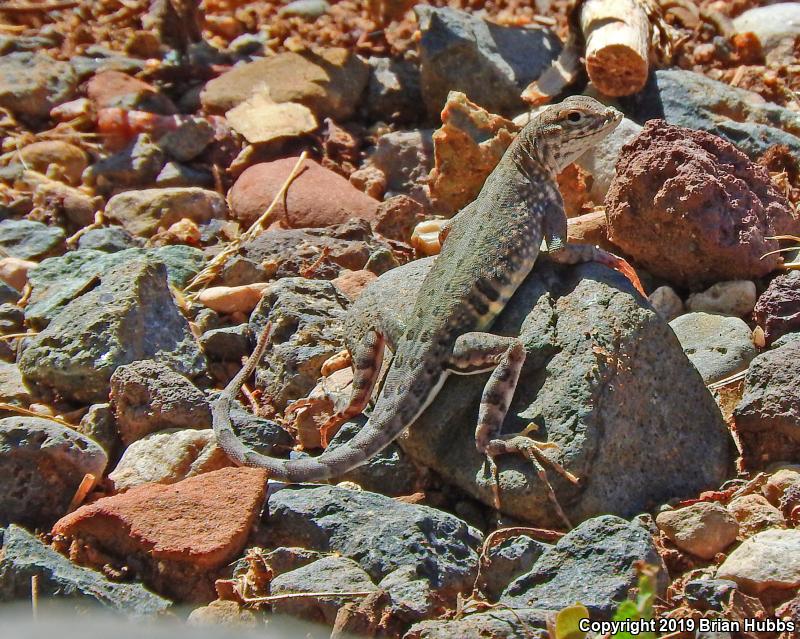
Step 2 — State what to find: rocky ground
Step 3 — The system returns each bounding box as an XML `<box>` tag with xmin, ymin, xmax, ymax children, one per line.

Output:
<box><xmin>1</xmin><ymin>0</ymin><xmax>800</xmax><ymax>637</ymax></box>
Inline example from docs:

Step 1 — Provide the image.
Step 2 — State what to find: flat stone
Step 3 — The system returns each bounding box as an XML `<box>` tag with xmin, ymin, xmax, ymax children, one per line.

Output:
<box><xmin>686</xmin><ymin>281</ymin><xmax>757</xmax><ymax>318</ymax></box>
<box><xmin>0</xmin><ymin>52</ymin><xmax>78</xmax><ymax>121</ymax></box>
<box><xmin>754</xmin><ymin>271</ymin><xmax>800</xmax><ymax>347</ymax></box>
<box><xmin>669</xmin><ymin>313</ymin><xmax>757</xmax><ymax>384</ymax></box>
<box><xmin>19</xmin><ymin>140</ymin><xmax>88</xmax><ymax>186</ymax></box>
<box><xmin>500</xmin><ymin>515</ymin><xmax>667</xmax><ymax>618</ymax></box>
<box><xmin>86</xmin><ymin>69</ymin><xmax>176</xmax><ymax>114</ymax></box>
<box><xmin>24</xmin><ymin>245</ymin><xmax>204</xmax><ymax>329</ymax></box>
<box><xmin>0</xmin><ymin>524</ymin><xmax>171</xmax><ymax>617</ymax></box>
<box><xmin>0</xmin><ymin>219</ymin><xmax>65</xmax><ymax>260</ymax></box>
<box><xmin>415</xmin><ymin>6</ymin><xmax>561</xmax><ymax>117</ymax></box>
<box><xmin>656</xmin><ymin>502</ymin><xmax>739</xmax><ymax>559</ymax></box>
<box><xmin>717</xmin><ymin>529</ymin><xmax>800</xmax><ymax>594</ymax></box>
<box><xmin>52</xmin><ymin>466</ymin><xmax>269</xmax><ymax>602</ymax></box>
<box><xmin>227</xmin><ymin>157</ymin><xmax>378</xmax><ymax>228</ymax></box>
<box><xmin>226</xmin><ymin>92</ymin><xmax>317</xmax><ymax>144</ymax></box>
<box><xmin>278</xmin><ymin>0</ymin><xmax>330</xmax><ymax>18</ymax></box>
<box><xmin>105</xmin><ymin>187</ymin><xmax>227</xmax><ymax>238</ymax></box>
<box><xmin>0</xmin><ymin>417</ymin><xmax>107</xmax><ymax>528</ymax></box>
<box><xmin>77</xmin><ymin>226</ymin><xmax>142</xmax><ymax>253</ymax></box>
<box><xmin>201</xmin><ymin>48</ymin><xmax>368</xmax><ymax>120</ymax></box>
<box><xmin>19</xmin><ymin>259</ymin><xmax>206</xmax><ymax>403</ymax></box>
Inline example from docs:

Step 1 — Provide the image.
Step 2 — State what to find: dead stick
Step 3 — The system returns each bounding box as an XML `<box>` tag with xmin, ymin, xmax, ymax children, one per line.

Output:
<box><xmin>240</xmin><ymin>590</ymin><xmax>375</xmax><ymax>604</ymax></box>
<box><xmin>1</xmin><ymin>1</ymin><xmax>79</xmax><ymax>12</ymax></box>
<box><xmin>31</xmin><ymin>575</ymin><xmax>39</xmax><ymax>621</ymax></box>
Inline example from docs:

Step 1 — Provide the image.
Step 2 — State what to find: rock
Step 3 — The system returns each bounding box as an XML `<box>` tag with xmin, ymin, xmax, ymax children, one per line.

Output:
<box><xmin>727</xmin><ymin>494</ymin><xmax>785</xmax><ymax>537</ymax></box>
<box><xmin>0</xmin><ymin>280</ymin><xmax>18</xmax><ymax>304</ymax></box>
<box><xmin>77</xmin><ymin>403</ymin><xmax>120</xmax><ymax>455</ymax></box>
<box><xmin>0</xmin><ymin>362</ymin><xmax>33</xmax><ymax>406</ymax></box>
<box><xmin>201</xmin><ymin>48</ymin><xmax>368</xmax><ymax>120</ymax></box>
<box><xmin>0</xmin><ymin>52</ymin><xmax>78</xmax><ymax>121</ymax></box>
<box><xmin>110</xmin><ymin>359</ymin><xmax>212</xmax><ymax>445</ymax></box>
<box><xmin>155</xmin><ymin>161</ymin><xmax>213</xmax><ymax>188</ymax></box>
<box><xmin>649</xmin><ymin>286</ymin><xmax>684</xmax><ymax>322</ymax></box>
<box><xmin>427</xmin><ymin>91</ymin><xmax>518</xmax><ymax>215</ymax></box>
<box><xmin>105</xmin><ymin>187</ymin><xmax>227</xmax><ymax>238</ymax></box>
<box><xmin>24</xmin><ymin>244</ymin><xmax>204</xmax><ymax>329</ymax></box>
<box><xmin>222</xmin><ymin>400</ymin><xmax>294</xmax><ymax>455</ymax></box>
<box><xmin>157</xmin><ymin>118</ymin><xmax>215</xmax><ymax>162</ymax></box>
<box><xmin>32</xmin><ymin>180</ymin><xmax>98</xmax><ymax>227</ymax></box>
<box><xmin>270</xmin><ymin>555</ymin><xmax>379</xmax><ymax>625</ymax></box>
<box><xmin>86</xmin><ymin>70</ymin><xmax>176</xmax><ymax>114</ymax></box>
<box><xmin>500</xmin><ymin>516</ymin><xmax>667</xmax><ymax>618</ymax></box>
<box><xmin>52</xmin><ymin>466</ymin><xmax>268</xmax><ymax>602</ymax></box>
<box><xmin>249</xmin><ymin>278</ymin><xmax>348</xmax><ymax>409</ymax></box>
<box><xmin>225</xmin><ymin>93</ymin><xmax>317</xmax><ymax>144</ymax></box>
<box><xmin>415</xmin><ymin>6</ymin><xmax>561</xmax><ymax>117</ymax></box>
<box><xmin>733</xmin><ymin>4</ymin><xmax>800</xmax><ymax>64</ymax></box>
<box><xmin>0</xmin><ymin>417</ymin><xmax>107</xmax><ymax>527</ymax></box>
<box><xmin>278</xmin><ymin>0</ymin><xmax>330</xmax><ymax>18</ymax></box>
<box><xmin>575</xmin><ymin>116</ymin><xmax>642</xmax><ymax>203</ymax></box>
<box><xmin>373</xmin><ymin>195</ymin><xmax>426</xmax><ymax>243</ymax></box>
<box><xmin>187</xmin><ymin>599</ymin><xmax>257</xmax><ymax>627</ymax></box>
<box><xmin>734</xmin><ymin>340</ymin><xmax>800</xmax><ymax>469</ymax></box>
<box><xmin>684</xmin><ymin>578</ymin><xmax>738</xmax><ymax>612</ymax></box>
<box><xmin>669</xmin><ymin>313</ymin><xmax>757</xmax><ymax>384</ymax></box>
<box><xmin>656</xmin><ymin>502</ymin><xmax>739</xmax><ymax>559</ymax></box>
<box><xmin>625</xmin><ymin>70</ymin><xmax>800</xmax><ymax>159</ymax></box>
<box><xmin>19</xmin><ymin>259</ymin><xmax>206</xmax><ymax>403</ymax></box>
<box><xmin>0</xmin><ymin>219</ymin><xmax>65</xmax><ymax>260</ymax></box>
<box><xmin>77</xmin><ymin>226</ymin><xmax>142</xmax><ymax>252</ymax></box>
<box><xmin>0</xmin><ymin>524</ymin><xmax>171</xmax><ymax>616</ymax></box>
<box><xmin>350</xmin><ymin>258</ymin><xmax>731</xmax><ymax>524</ymax></box>
<box><xmin>754</xmin><ymin>271</ymin><xmax>800</xmax><ymax>347</ymax></box>
<box><xmin>406</xmin><ymin>609</ymin><xmax>550</xmax><ymax>638</ymax></box>
<box><xmin>764</xmin><ymin>469</ymin><xmax>800</xmax><ymax>507</ymax></box>
<box><xmin>84</xmin><ymin>133</ymin><xmax>166</xmax><ymax>195</ymax></box>
<box><xmin>109</xmin><ymin>428</ymin><xmax>232</xmax><ymax>491</ymax></box>
<box><xmin>478</xmin><ymin>535</ymin><xmax>549</xmax><ymax>601</ymax></box>
<box><xmin>19</xmin><ymin>140</ymin><xmax>88</xmax><ymax>186</ymax></box>
<box><xmin>197</xmin><ymin>283</ymin><xmax>269</xmax><ymax>314</ymax></box>
<box><xmin>606</xmin><ymin>120</ymin><xmax>798</xmax><ymax>288</ymax></box>
<box><xmin>717</xmin><ymin>529</ymin><xmax>800</xmax><ymax>594</ymax></box>
<box><xmin>227</xmin><ymin>156</ymin><xmax>378</xmax><ymax>228</ymax></box>
<box><xmin>360</xmin><ymin>129</ymin><xmax>434</xmax><ymax>206</ymax></box>
<box><xmin>0</xmin><ymin>303</ymin><xmax>23</xmax><ymax>334</ymax></box>
<box><xmin>199</xmin><ymin>325</ymin><xmax>252</xmax><ymax>362</ymax></box>
<box><xmin>686</xmin><ymin>281</ymin><xmax>757</xmax><ymax>318</ymax></box>
<box><xmin>326</xmin><ymin>416</ymin><xmax>421</xmax><ymax>496</ymax></box>
<box><xmin>366</xmin><ymin>56</ymin><xmax>422</xmax><ymax>123</ymax></box>
<box><xmin>265</xmin><ymin>485</ymin><xmax>482</xmax><ymax>621</ymax></box>
<box><xmin>0</xmin><ymin>256</ymin><xmax>37</xmax><ymax>291</ymax></box>
<box><xmin>331</xmin><ymin>269</ymin><xmax>377</xmax><ymax>301</ymax></box>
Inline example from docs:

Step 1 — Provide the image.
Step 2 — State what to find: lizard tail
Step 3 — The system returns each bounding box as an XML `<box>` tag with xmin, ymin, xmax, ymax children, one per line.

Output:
<box><xmin>212</xmin><ymin>328</ymin><xmax>442</xmax><ymax>483</ymax></box>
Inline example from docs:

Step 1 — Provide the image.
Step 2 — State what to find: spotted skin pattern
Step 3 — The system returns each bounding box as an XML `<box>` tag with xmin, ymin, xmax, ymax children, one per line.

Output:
<box><xmin>212</xmin><ymin>96</ymin><xmax>628</xmax><ymax>483</ymax></box>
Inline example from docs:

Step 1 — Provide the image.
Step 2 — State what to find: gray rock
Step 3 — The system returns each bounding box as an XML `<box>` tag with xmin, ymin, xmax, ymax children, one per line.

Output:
<box><xmin>226</xmin><ymin>401</ymin><xmax>295</xmax><ymax>455</ymax></box>
<box><xmin>717</xmin><ymin>528</ymin><xmax>800</xmax><ymax>594</ymax></box>
<box><xmin>0</xmin><ymin>280</ymin><xmax>18</xmax><ymax>305</ymax></box>
<box><xmin>270</xmin><ymin>555</ymin><xmax>378</xmax><ymax>625</ymax></box>
<box><xmin>669</xmin><ymin>312</ymin><xmax>757</xmax><ymax>384</ymax></box>
<box><xmin>406</xmin><ymin>608</ymin><xmax>550</xmax><ymax>639</ymax></box>
<box><xmin>278</xmin><ymin>0</ymin><xmax>330</xmax><ymax>18</ymax></box>
<box><xmin>19</xmin><ymin>259</ymin><xmax>206</xmax><ymax>403</ymax></box>
<box><xmin>478</xmin><ymin>535</ymin><xmax>549</xmax><ymax>601</ymax></box>
<box><xmin>264</xmin><ymin>485</ymin><xmax>483</xmax><ymax>619</ymax></box>
<box><xmin>84</xmin><ymin>134</ymin><xmax>166</xmax><ymax>195</ymax></box>
<box><xmin>575</xmin><ymin>116</ymin><xmax>642</xmax><ymax>203</ymax></box>
<box><xmin>104</xmin><ymin>187</ymin><xmax>227</xmax><ymax>238</ymax></box>
<box><xmin>733</xmin><ymin>3</ymin><xmax>800</xmax><ymax>64</ymax></box>
<box><xmin>686</xmin><ymin>281</ymin><xmax>757</xmax><ymax>318</ymax></box>
<box><xmin>415</xmin><ymin>6</ymin><xmax>561</xmax><ymax>117</ymax></box>
<box><xmin>200</xmin><ymin>324</ymin><xmax>253</xmax><ymax>362</ymax></box>
<box><xmin>364</xmin><ymin>129</ymin><xmax>434</xmax><ymax>204</ymax></box>
<box><xmin>327</xmin><ymin>416</ymin><xmax>421</xmax><ymax>496</ymax></box>
<box><xmin>0</xmin><ymin>34</ymin><xmax>60</xmax><ymax>54</ymax></box>
<box><xmin>77</xmin><ymin>403</ymin><xmax>120</xmax><ymax>455</ymax></box>
<box><xmin>0</xmin><ymin>219</ymin><xmax>65</xmax><ymax>260</ymax></box>
<box><xmin>366</xmin><ymin>57</ymin><xmax>423</xmax><ymax>123</ymax></box>
<box><xmin>110</xmin><ymin>359</ymin><xmax>212</xmax><ymax>445</ymax></box>
<box><xmin>349</xmin><ymin>258</ymin><xmax>731</xmax><ymax>525</ymax></box>
<box><xmin>501</xmin><ymin>515</ymin><xmax>667</xmax><ymax>618</ymax></box>
<box><xmin>0</xmin><ymin>52</ymin><xmax>78</xmax><ymax>121</ymax></box>
<box><xmin>684</xmin><ymin>578</ymin><xmax>738</xmax><ymax>612</ymax></box>
<box><xmin>649</xmin><ymin>285</ymin><xmax>684</xmax><ymax>322</ymax></box>
<box><xmin>0</xmin><ymin>362</ymin><xmax>33</xmax><ymax>407</ymax></box>
<box><xmin>77</xmin><ymin>226</ymin><xmax>143</xmax><ymax>252</ymax></box>
<box><xmin>25</xmin><ymin>244</ymin><xmax>204</xmax><ymax>329</ymax></box>
<box><xmin>155</xmin><ymin>161</ymin><xmax>213</xmax><ymax>188</ymax></box>
<box><xmin>0</xmin><ymin>524</ymin><xmax>170</xmax><ymax>616</ymax></box>
<box><xmin>249</xmin><ymin>278</ymin><xmax>349</xmax><ymax>410</ymax></box>
<box><xmin>734</xmin><ymin>339</ymin><xmax>800</xmax><ymax>469</ymax></box>
<box><xmin>625</xmin><ymin>69</ymin><xmax>800</xmax><ymax>158</ymax></box>
<box><xmin>157</xmin><ymin>118</ymin><xmax>215</xmax><ymax>162</ymax></box>
<box><xmin>0</xmin><ymin>417</ymin><xmax>107</xmax><ymax>527</ymax></box>
<box><xmin>0</xmin><ymin>303</ymin><xmax>23</xmax><ymax>334</ymax></box>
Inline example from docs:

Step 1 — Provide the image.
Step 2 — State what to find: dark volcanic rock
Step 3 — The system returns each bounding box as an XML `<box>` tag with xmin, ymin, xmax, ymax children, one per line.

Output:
<box><xmin>0</xmin><ymin>417</ymin><xmax>107</xmax><ymax>528</ymax></box>
<box><xmin>77</xmin><ymin>226</ymin><xmax>143</xmax><ymax>252</ymax></box>
<box><xmin>19</xmin><ymin>259</ymin><xmax>206</xmax><ymax>403</ymax></box>
<box><xmin>606</xmin><ymin>120</ymin><xmax>799</xmax><ymax>288</ymax></box>
<box><xmin>754</xmin><ymin>271</ymin><xmax>800</xmax><ymax>347</ymax></box>
<box><xmin>477</xmin><ymin>534</ymin><xmax>549</xmax><ymax>601</ymax></box>
<box><xmin>406</xmin><ymin>608</ymin><xmax>550</xmax><ymax>638</ymax></box>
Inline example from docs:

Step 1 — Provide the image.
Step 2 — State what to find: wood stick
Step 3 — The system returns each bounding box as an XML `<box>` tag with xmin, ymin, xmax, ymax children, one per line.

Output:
<box><xmin>580</xmin><ymin>0</ymin><xmax>651</xmax><ymax>97</ymax></box>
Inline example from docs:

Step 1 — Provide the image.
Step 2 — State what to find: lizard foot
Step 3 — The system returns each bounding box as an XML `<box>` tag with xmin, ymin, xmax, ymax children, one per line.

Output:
<box><xmin>595</xmin><ymin>253</ymin><xmax>646</xmax><ymax>297</ymax></box>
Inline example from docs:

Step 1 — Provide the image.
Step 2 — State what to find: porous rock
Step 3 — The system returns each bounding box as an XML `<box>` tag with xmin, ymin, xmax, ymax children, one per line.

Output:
<box><xmin>754</xmin><ymin>271</ymin><xmax>800</xmax><ymax>346</ymax></box>
<box><xmin>606</xmin><ymin>120</ymin><xmax>798</xmax><ymax>288</ymax></box>
<box><xmin>0</xmin><ymin>219</ymin><xmax>65</xmax><ymax>260</ymax></box>
<box><xmin>717</xmin><ymin>528</ymin><xmax>800</xmax><ymax>594</ymax></box>
<box><xmin>0</xmin><ymin>52</ymin><xmax>78</xmax><ymax>120</ymax></box>
<box><xmin>656</xmin><ymin>502</ymin><xmax>739</xmax><ymax>559</ymax></box>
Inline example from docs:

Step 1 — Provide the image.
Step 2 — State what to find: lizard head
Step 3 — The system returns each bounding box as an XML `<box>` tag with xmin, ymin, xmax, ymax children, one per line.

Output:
<box><xmin>520</xmin><ymin>95</ymin><xmax>623</xmax><ymax>173</ymax></box>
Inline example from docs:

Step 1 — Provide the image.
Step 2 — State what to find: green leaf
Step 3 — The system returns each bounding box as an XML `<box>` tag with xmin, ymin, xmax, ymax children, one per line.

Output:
<box><xmin>555</xmin><ymin>603</ymin><xmax>590</xmax><ymax>639</ymax></box>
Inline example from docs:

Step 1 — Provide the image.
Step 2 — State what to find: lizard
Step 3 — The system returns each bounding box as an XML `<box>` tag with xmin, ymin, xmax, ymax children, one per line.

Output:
<box><xmin>212</xmin><ymin>95</ymin><xmax>644</xmax><ymax>484</ymax></box>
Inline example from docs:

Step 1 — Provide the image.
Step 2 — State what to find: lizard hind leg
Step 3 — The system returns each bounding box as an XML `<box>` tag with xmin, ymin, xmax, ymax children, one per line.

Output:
<box><xmin>318</xmin><ymin>329</ymin><xmax>385</xmax><ymax>446</ymax></box>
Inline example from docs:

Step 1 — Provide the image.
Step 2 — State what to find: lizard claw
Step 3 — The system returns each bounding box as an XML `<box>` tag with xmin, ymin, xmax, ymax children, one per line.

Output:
<box><xmin>594</xmin><ymin>253</ymin><xmax>646</xmax><ymax>296</ymax></box>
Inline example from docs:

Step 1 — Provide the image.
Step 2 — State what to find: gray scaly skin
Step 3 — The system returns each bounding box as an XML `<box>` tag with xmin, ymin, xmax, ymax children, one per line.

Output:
<box><xmin>213</xmin><ymin>95</ymin><xmax>629</xmax><ymax>482</ymax></box>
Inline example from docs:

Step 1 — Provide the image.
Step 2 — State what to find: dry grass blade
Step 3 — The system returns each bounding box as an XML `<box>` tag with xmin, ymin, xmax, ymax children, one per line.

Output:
<box><xmin>239</xmin><ymin>590</ymin><xmax>375</xmax><ymax>604</ymax></box>
<box><xmin>0</xmin><ymin>402</ymin><xmax>76</xmax><ymax>428</ymax></box>
<box><xmin>183</xmin><ymin>151</ymin><xmax>309</xmax><ymax>298</ymax></box>
<box><xmin>0</xmin><ymin>1</ymin><xmax>78</xmax><ymax>12</ymax></box>
<box><xmin>66</xmin><ymin>473</ymin><xmax>96</xmax><ymax>512</ymax></box>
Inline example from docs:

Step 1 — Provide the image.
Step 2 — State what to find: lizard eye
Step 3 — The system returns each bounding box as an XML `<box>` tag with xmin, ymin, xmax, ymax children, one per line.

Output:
<box><xmin>566</xmin><ymin>111</ymin><xmax>583</xmax><ymax>123</ymax></box>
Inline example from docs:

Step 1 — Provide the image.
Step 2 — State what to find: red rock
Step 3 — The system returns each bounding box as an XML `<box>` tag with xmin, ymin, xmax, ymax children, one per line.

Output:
<box><xmin>227</xmin><ymin>157</ymin><xmax>379</xmax><ymax>228</ymax></box>
<box><xmin>373</xmin><ymin>195</ymin><xmax>426</xmax><ymax>243</ymax></box>
<box><xmin>52</xmin><ymin>467</ymin><xmax>268</xmax><ymax>602</ymax></box>
<box><xmin>332</xmin><ymin>269</ymin><xmax>377</xmax><ymax>301</ymax></box>
<box><xmin>86</xmin><ymin>70</ymin><xmax>176</xmax><ymax>114</ymax></box>
<box><xmin>606</xmin><ymin>120</ymin><xmax>799</xmax><ymax>288</ymax></box>
<box><xmin>754</xmin><ymin>271</ymin><xmax>800</xmax><ymax>346</ymax></box>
